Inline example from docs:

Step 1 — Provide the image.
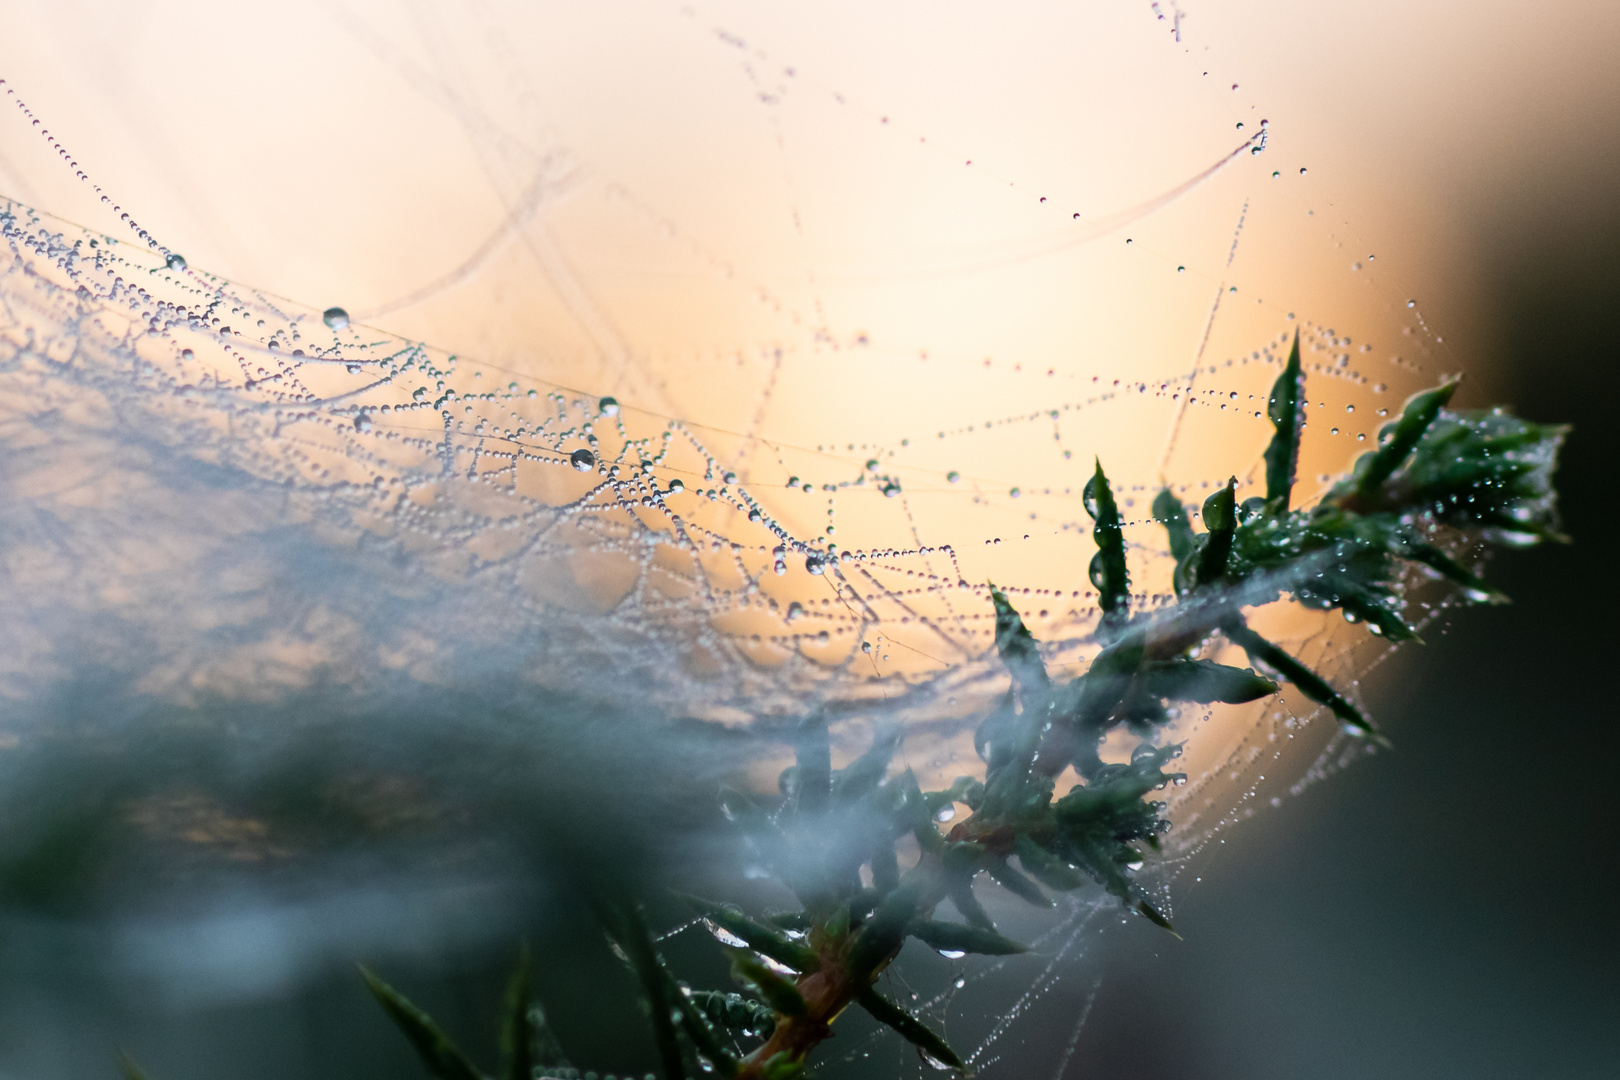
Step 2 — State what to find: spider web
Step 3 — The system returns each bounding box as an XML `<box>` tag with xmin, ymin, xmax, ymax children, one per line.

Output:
<box><xmin>0</xmin><ymin>2</ymin><xmax>1476</xmax><ymax>1075</ymax></box>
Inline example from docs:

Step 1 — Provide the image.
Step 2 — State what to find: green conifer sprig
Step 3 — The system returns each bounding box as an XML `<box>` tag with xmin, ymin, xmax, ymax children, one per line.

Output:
<box><xmin>336</xmin><ymin>334</ymin><xmax>1564</xmax><ymax>1080</ymax></box>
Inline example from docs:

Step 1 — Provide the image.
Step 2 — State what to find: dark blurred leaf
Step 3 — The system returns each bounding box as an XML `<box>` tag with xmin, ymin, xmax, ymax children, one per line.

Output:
<box><xmin>945</xmin><ymin>877</ymin><xmax>996</xmax><ymax>934</ymax></box>
<box><xmin>1153</xmin><ymin>488</ymin><xmax>1196</xmax><ymax>595</ymax></box>
<box><xmin>1012</xmin><ymin>834</ymin><xmax>1089</xmax><ymax>891</ymax></box>
<box><xmin>497</xmin><ymin>944</ymin><xmax>570</xmax><ymax>1078</ymax></box>
<box><xmin>593</xmin><ymin>897</ymin><xmax>691</xmax><ymax>1080</ymax></box>
<box><xmin>790</xmin><ymin>715</ymin><xmax>831</xmax><ymax>819</ymax></box>
<box><xmin>849</xmin><ymin>883</ymin><xmax>921</xmax><ymax>975</ymax></box>
<box><xmin>983</xmin><ymin>857</ymin><xmax>1052</xmax><ymax>908</ymax></box>
<box><xmin>359</xmin><ymin>966</ymin><xmax>486</xmax><ymax>1080</ymax></box>
<box><xmin>833</xmin><ymin>725</ymin><xmax>901</xmax><ymax>801</ymax></box>
<box><xmin>498</xmin><ymin>945</ymin><xmax>535</xmax><ymax>1080</ymax></box>
<box><xmin>118</xmin><ymin>1053</ymin><xmax>155</xmax><ymax>1080</ymax></box>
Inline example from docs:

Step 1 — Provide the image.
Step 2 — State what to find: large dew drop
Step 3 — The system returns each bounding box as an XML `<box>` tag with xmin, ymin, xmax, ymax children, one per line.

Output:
<box><xmin>598</xmin><ymin>396</ymin><xmax>620</xmax><ymax>417</ymax></box>
<box><xmin>570</xmin><ymin>448</ymin><xmax>596</xmax><ymax>472</ymax></box>
<box><xmin>703</xmin><ymin>920</ymin><xmax>748</xmax><ymax>948</ymax></box>
<box><xmin>165</xmin><ymin>252</ymin><xmax>186</xmax><ymax>271</ymax></box>
<box><xmin>322</xmin><ymin>307</ymin><xmax>350</xmax><ymax>330</ymax></box>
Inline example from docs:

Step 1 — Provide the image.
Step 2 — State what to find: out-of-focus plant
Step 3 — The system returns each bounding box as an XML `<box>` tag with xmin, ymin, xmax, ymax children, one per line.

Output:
<box><xmin>119</xmin><ymin>335</ymin><xmax>1567</xmax><ymax>1079</ymax></box>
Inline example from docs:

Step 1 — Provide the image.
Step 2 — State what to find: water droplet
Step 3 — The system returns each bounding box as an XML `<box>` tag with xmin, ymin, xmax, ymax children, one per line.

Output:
<box><xmin>1177</xmin><ymin>265</ymin><xmax>1186</xmax><ymax>273</ymax></box>
<box><xmin>703</xmin><ymin>919</ymin><xmax>749</xmax><ymax>947</ymax></box>
<box><xmin>865</xmin><ymin>458</ymin><xmax>880</xmax><ymax>471</ymax></box>
<box><xmin>668</xmin><ymin>479</ymin><xmax>684</xmax><ymax>494</ymax></box>
<box><xmin>723</xmin><ymin>471</ymin><xmax>737</xmax><ymax>484</ymax></box>
<box><xmin>785</xmin><ymin>601</ymin><xmax>804</xmax><ymax>622</ymax></box>
<box><xmin>1299</xmin><ymin>167</ymin><xmax>1308</xmax><ymax>176</ymax></box>
<box><xmin>165</xmin><ymin>252</ymin><xmax>186</xmax><ymax>271</ymax></box>
<box><xmin>918</xmin><ymin>1046</ymin><xmax>956</xmax><ymax>1070</ymax></box>
<box><xmin>1009</xmin><ymin>487</ymin><xmax>1021</xmax><ymax>499</ymax></box>
<box><xmin>570</xmin><ymin>448</ymin><xmax>596</xmax><ymax>472</ymax></box>
<box><xmin>759</xmin><ymin>954</ymin><xmax>796</xmax><ymax>976</ymax></box>
<box><xmin>882</xmin><ymin>482</ymin><xmax>901</xmax><ymax>498</ymax></box>
<box><xmin>322</xmin><ymin>307</ymin><xmax>349</xmax><ymax>330</ymax></box>
<box><xmin>353</xmin><ymin>413</ymin><xmax>372</xmax><ymax>432</ymax></box>
<box><xmin>946</xmin><ymin>471</ymin><xmax>960</xmax><ymax>483</ymax></box>
<box><xmin>1342</xmin><ymin>720</ymin><xmax>1368</xmax><ymax>738</ymax></box>
<box><xmin>805</xmin><ymin>554</ymin><xmax>826</xmax><ymax>575</ymax></box>
<box><xmin>954</xmin><ymin>978</ymin><xmax>966</xmax><ymax>989</ymax></box>
<box><xmin>599</xmin><ymin>395</ymin><xmax>620</xmax><ymax>417</ymax></box>
<box><xmin>934</xmin><ymin>804</ymin><xmax>956</xmax><ymax>823</ymax></box>
<box><xmin>346</xmin><ymin>362</ymin><xmax>363</xmax><ymax>375</ymax></box>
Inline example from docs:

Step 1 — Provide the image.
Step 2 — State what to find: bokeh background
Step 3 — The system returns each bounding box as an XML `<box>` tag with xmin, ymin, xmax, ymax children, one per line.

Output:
<box><xmin>0</xmin><ymin>2</ymin><xmax>1614</xmax><ymax>1078</ymax></box>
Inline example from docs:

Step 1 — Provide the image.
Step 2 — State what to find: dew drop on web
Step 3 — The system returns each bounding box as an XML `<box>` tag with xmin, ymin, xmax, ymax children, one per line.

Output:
<box><xmin>322</xmin><ymin>307</ymin><xmax>349</xmax><ymax>330</ymax></box>
<box><xmin>570</xmin><ymin>448</ymin><xmax>596</xmax><ymax>472</ymax></box>
<box><xmin>703</xmin><ymin>920</ymin><xmax>748</xmax><ymax>948</ymax></box>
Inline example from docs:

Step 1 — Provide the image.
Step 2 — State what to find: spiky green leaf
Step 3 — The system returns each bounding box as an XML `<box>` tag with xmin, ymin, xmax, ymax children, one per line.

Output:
<box><xmin>989</xmin><ymin>584</ymin><xmax>1050</xmax><ymax>692</ymax></box>
<box><xmin>1264</xmin><ymin>331</ymin><xmax>1304</xmax><ymax>508</ymax></box>
<box><xmin>908</xmin><ymin>919</ymin><xmax>1029</xmax><ymax>956</ymax></box>
<box><xmin>674</xmin><ymin>894</ymin><xmax>819</xmax><ymax>972</ymax></box>
<box><xmin>1224</xmin><ymin>622</ymin><xmax>1384</xmax><ymax>743</ymax></box>
<box><xmin>1084</xmin><ymin>459</ymin><xmax>1130</xmax><ymax>624</ymax></box>
<box><xmin>1345</xmin><ymin>379</ymin><xmax>1459</xmax><ymax>500</ymax></box>
<box><xmin>1196</xmin><ymin>478</ymin><xmax>1237</xmax><ymax>585</ymax></box>
<box><xmin>728</xmin><ymin>950</ymin><xmax>806</xmax><ymax>1017</ymax></box>
<box><xmin>1136</xmin><ymin>659</ymin><xmax>1278</xmax><ymax>704</ymax></box>
<box><xmin>856</xmin><ymin>987</ymin><xmax>970</xmax><ymax>1074</ymax></box>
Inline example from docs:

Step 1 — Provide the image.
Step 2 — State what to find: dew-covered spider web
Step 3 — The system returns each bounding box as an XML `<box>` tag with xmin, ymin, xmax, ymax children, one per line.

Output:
<box><xmin>0</xmin><ymin>2</ymin><xmax>1495</xmax><ymax>1075</ymax></box>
